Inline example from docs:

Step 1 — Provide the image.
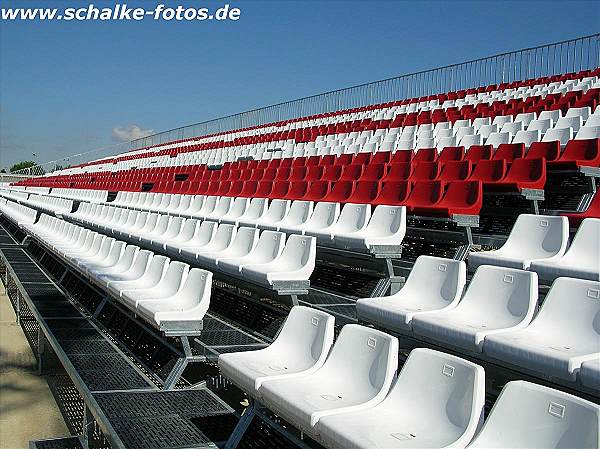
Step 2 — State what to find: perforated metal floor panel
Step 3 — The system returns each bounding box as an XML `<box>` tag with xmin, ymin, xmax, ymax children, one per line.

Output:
<box><xmin>93</xmin><ymin>389</ymin><xmax>234</xmax><ymax>449</ymax></box>
<box><xmin>30</xmin><ymin>436</ymin><xmax>85</xmax><ymax>449</ymax></box>
<box><xmin>0</xmin><ymin>224</ymin><xmax>18</xmax><ymax>247</ymax></box>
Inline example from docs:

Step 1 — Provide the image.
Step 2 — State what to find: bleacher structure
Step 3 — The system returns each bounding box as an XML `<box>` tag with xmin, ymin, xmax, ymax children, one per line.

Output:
<box><xmin>0</xmin><ymin>35</ymin><xmax>599</xmax><ymax>449</ymax></box>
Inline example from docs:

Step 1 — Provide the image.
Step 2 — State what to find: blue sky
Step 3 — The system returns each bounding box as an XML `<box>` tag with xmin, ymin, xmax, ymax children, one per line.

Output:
<box><xmin>0</xmin><ymin>0</ymin><xmax>598</xmax><ymax>169</ymax></box>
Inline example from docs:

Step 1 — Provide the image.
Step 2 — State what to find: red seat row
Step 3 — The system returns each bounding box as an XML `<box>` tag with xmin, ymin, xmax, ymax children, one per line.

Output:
<box><xmin>64</xmin><ymin>69</ymin><xmax>599</xmax><ymax>169</ymax></box>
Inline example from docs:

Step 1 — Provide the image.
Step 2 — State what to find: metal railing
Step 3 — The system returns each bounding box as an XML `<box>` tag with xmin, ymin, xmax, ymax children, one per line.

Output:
<box><xmin>11</xmin><ymin>33</ymin><xmax>600</xmax><ymax>177</ymax></box>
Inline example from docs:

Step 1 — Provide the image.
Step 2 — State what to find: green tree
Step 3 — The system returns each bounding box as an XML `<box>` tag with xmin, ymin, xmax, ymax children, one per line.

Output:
<box><xmin>9</xmin><ymin>160</ymin><xmax>37</xmax><ymax>173</ymax></box>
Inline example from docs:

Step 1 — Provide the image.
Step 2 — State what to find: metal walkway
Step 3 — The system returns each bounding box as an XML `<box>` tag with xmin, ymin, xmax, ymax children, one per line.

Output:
<box><xmin>0</xmin><ymin>244</ymin><xmax>234</xmax><ymax>449</ymax></box>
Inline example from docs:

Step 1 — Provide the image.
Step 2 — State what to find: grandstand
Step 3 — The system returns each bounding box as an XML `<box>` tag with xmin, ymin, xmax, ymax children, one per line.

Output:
<box><xmin>0</xmin><ymin>35</ymin><xmax>599</xmax><ymax>449</ymax></box>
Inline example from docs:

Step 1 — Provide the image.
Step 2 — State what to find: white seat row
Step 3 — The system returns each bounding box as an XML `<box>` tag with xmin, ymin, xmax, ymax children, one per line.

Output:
<box><xmin>24</xmin><ymin>214</ymin><xmax>212</xmax><ymax>331</ymax></box>
<box><xmin>21</xmin><ymin>194</ymin><xmax>73</xmax><ymax>216</ymax></box>
<box><xmin>78</xmin><ymin>198</ymin><xmax>406</xmax><ymax>254</ymax></box>
<box><xmin>0</xmin><ymin>198</ymin><xmax>37</xmax><ymax>225</ymax></box>
<box><xmin>357</xmin><ymin>255</ymin><xmax>600</xmax><ymax>384</ymax></box>
<box><xmin>49</xmin><ymin>187</ymin><xmax>108</xmax><ymax>203</ymax></box>
<box><xmin>469</xmin><ymin>215</ymin><xmax>599</xmax><ymax>282</ymax></box>
<box><xmin>0</xmin><ymin>189</ymin><xmax>30</xmax><ymax>203</ymax></box>
<box><xmin>219</xmin><ymin>306</ymin><xmax>599</xmax><ymax>448</ymax></box>
<box><xmin>69</xmin><ymin>204</ymin><xmax>317</xmax><ymax>289</ymax></box>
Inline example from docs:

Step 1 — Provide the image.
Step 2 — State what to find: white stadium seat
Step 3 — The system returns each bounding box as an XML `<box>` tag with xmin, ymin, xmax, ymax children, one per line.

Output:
<box><xmin>241</xmin><ymin>235</ymin><xmax>316</xmax><ymax>285</ymax></box>
<box><xmin>467</xmin><ymin>381</ymin><xmax>599</xmax><ymax>448</ymax></box>
<box><xmin>120</xmin><ymin>261</ymin><xmax>188</xmax><ymax>309</ymax></box>
<box><xmin>484</xmin><ymin>277</ymin><xmax>600</xmax><ymax>381</ymax></box>
<box><xmin>135</xmin><ymin>268</ymin><xmax>212</xmax><ymax>328</ymax></box>
<box><xmin>356</xmin><ymin>256</ymin><xmax>466</xmax><ymax>331</ymax></box>
<box><xmin>579</xmin><ymin>359</ymin><xmax>600</xmax><ymax>390</ymax></box>
<box><xmin>468</xmin><ymin>214</ymin><xmax>569</xmax><ymax>270</ymax></box>
<box><xmin>259</xmin><ymin>324</ymin><xmax>398</xmax><ymax>437</ymax></box>
<box><xmin>530</xmin><ymin>218</ymin><xmax>600</xmax><ymax>282</ymax></box>
<box><xmin>412</xmin><ymin>265</ymin><xmax>538</xmax><ymax>352</ymax></box>
<box><xmin>333</xmin><ymin>205</ymin><xmax>406</xmax><ymax>252</ymax></box>
<box><xmin>317</xmin><ymin>348</ymin><xmax>485</xmax><ymax>449</ymax></box>
<box><xmin>218</xmin><ymin>306</ymin><xmax>335</xmax><ymax>398</ymax></box>
<box><xmin>305</xmin><ymin>203</ymin><xmax>371</xmax><ymax>244</ymax></box>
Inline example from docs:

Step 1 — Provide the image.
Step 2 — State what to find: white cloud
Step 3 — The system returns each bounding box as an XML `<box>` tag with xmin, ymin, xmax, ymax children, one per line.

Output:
<box><xmin>111</xmin><ymin>125</ymin><xmax>154</xmax><ymax>142</ymax></box>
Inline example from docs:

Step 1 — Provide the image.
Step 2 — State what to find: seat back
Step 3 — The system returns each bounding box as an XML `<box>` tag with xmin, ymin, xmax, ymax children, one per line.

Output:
<box><xmin>305</xmin><ymin>202</ymin><xmax>340</xmax><ymax>228</ymax></box>
<box><xmin>112</xmin><ymin>245</ymin><xmax>138</xmax><ymax>271</ymax></box>
<box><xmin>169</xmin><ymin>268</ymin><xmax>212</xmax><ymax>314</ymax></box>
<box><xmin>527</xmin><ymin>277</ymin><xmax>600</xmax><ymax>343</ymax></box>
<box><xmin>200</xmin><ymin>196</ymin><xmax>218</xmax><ymax>214</ymax></box>
<box><xmin>402</xmin><ymin>255</ymin><xmax>466</xmax><ymax>306</ymax></box>
<box><xmin>318</xmin><ymin>324</ymin><xmax>398</xmax><ymax>393</ymax></box>
<box><xmin>367</xmin><ymin>205</ymin><xmax>406</xmax><ymax>237</ymax></box>
<box><xmin>158</xmin><ymin>261</ymin><xmax>189</xmax><ymax>295</ymax></box>
<box><xmin>212</xmin><ymin>196</ymin><xmax>233</xmax><ymax>216</ymax></box>
<box><xmin>177</xmin><ymin>218</ymin><xmax>199</xmax><ymax>241</ymax></box>
<box><xmin>244</xmin><ymin>198</ymin><xmax>268</xmax><ymax>220</ymax></box>
<box><xmin>278</xmin><ymin>235</ymin><xmax>316</xmax><ymax>269</ymax></box>
<box><xmin>283</xmin><ymin>201</ymin><xmax>313</xmax><ymax>225</ymax></box>
<box><xmin>190</xmin><ymin>220</ymin><xmax>218</xmax><ymax>246</ymax></box>
<box><xmin>385</xmin><ymin>348</ymin><xmax>485</xmax><ymax>438</ymax></box>
<box><xmin>333</xmin><ymin>203</ymin><xmax>371</xmax><ymax>233</ymax></box>
<box><xmin>271</xmin><ymin>306</ymin><xmax>335</xmax><ymax>361</ymax></box>
<box><xmin>252</xmin><ymin>231</ymin><xmax>286</xmax><ymax>261</ymax></box>
<box><xmin>462</xmin><ymin>265</ymin><xmax>537</xmax><ymax>326</ymax></box>
<box><xmin>228</xmin><ymin>227</ymin><xmax>260</xmax><ymax>254</ymax></box>
<box><xmin>468</xmin><ymin>381</ymin><xmax>599</xmax><ymax>448</ymax></box>
<box><xmin>227</xmin><ymin>197</ymin><xmax>249</xmax><ymax>217</ymax></box>
<box><xmin>262</xmin><ymin>199</ymin><xmax>290</xmax><ymax>222</ymax></box>
<box><xmin>502</xmin><ymin>214</ymin><xmax>569</xmax><ymax>257</ymax></box>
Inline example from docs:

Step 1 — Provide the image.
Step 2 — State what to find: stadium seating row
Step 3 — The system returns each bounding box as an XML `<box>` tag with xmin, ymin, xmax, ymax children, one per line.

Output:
<box><xmin>69</xmin><ymin>199</ymin><xmax>407</xmax><ymax>254</ymax></box>
<box><xmin>218</xmin><ymin>306</ymin><xmax>599</xmax><ymax>449</ymax></box>
<box><xmin>23</xmin><ymin>213</ymin><xmax>212</xmax><ymax>331</ymax></box>
<box><xmin>0</xmin><ymin>198</ymin><xmax>36</xmax><ymax>225</ymax></box>
<box><xmin>469</xmin><ymin>215</ymin><xmax>599</xmax><ymax>281</ymax></box>
<box><xmin>67</xmin><ymin>202</ymin><xmax>319</xmax><ymax>288</ymax></box>
<box><xmin>17</xmin><ymin>72</ymin><xmax>600</xmax><ymax>180</ymax></box>
<box><xmin>356</xmin><ymin>254</ymin><xmax>599</xmax><ymax>382</ymax></box>
<box><xmin>55</xmin><ymin>69</ymin><xmax>598</xmax><ymax>173</ymax></box>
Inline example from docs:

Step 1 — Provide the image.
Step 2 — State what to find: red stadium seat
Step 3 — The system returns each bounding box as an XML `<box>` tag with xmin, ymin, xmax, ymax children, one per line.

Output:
<box><xmin>372</xmin><ymin>181</ymin><xmax>411</xmax><ymax>206</ymax></box>
<box><xmin>360</xmin><ymin>164</ymin><xmax>385</xmax><ymax>181</ymax></box>
<box><xmin>469</xmin><ymin>159</ymin><xmax>508</xmax><ymax>184</ymax></box>
<box><xmin>438</xmin><ymin>146</ymin><xmax>465</xmax><ymax>162</ymax></box>
<box><xmin>552</xmin><ymin>138</ymin><xmax>600</xmax><ymax>168</ymax></box>
<box><xmin>346</xmin><ymin>181</ymin><xmax>380</xmax><ymax>203</ymax></box>
<box><xmin>493</xmin><ymin>143</ymin><xmax>525</xmax><ymax>162</ymax></box>
<box><xmin>301</xmin><ymin>181</ymin><xmax>331</xmax><ymax>201</ymax></box>
<box><xmin>321</xmin><ymin>180</ymin><xmax>354</xmax><ymax>203</ymax></box>
<box><xmin>414</xmin><ymin>148</ymin><xmax>437</xmax><ymax>162</ymax></box>
<box><xmin>464</xmin><ymin>145</ymin><xmax>493</xmax><ymax>163</ymax></box>
<box><xmin>526</xmin><ymin>141</ymin><xmax>560</xmax><ymax>162</ymax></box>
<box><xmin>492</xmin><ymin>158</ymin><xmax>546</xmax><ymax>190</ymax></box>
<box><xmin>406</xmin><ymin>181</ymin><xmax>445</xmax><ymax>213</ymax></box>
<box><xmin>410</xmin><ymin>161</ymin><xmax>441</xmax><ymax>181</ymax></box>
<box><xmin>382</xmin><ymin>163</ymin><xmax>412</xmax><ymax>181</ymax></box>
<box><xmin>439</xmin><ymin>160</ymin><xmax>472</xmax><ymax>181</ymax></box>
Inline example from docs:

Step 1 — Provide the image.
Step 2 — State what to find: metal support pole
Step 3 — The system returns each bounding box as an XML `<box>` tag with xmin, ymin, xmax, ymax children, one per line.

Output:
<box><xmin>224</xmin><ymin>401</ymin><xmax>257</xmax><ymax>449</ymax></box>
<box><xmin>290</xmin><ymin>294</ymin><xmax>299</xmax><ymax>307</ymax></box>
<box><xmin>15</xmin><ymin>287</ymin><xmax>20</xmax><ymax>325</ymax></box>
<box><xmin>163</xmin><ymin>336</ymin><xmax>205</xmax><ymax>390</ymax></box>
<box><xmin>37</xmin><ymin>328</ymin><xmax>45</xmax><ymax>375</ymax></box>
<box><xmin>93</xmin><ymin>297</ymin><xmax>108</xmax><ymax>318</ymax></box>
<box><xmin>82</xmin><ymin>406</ymin><xmax>94</xmax><ymax>449</ymax></box>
